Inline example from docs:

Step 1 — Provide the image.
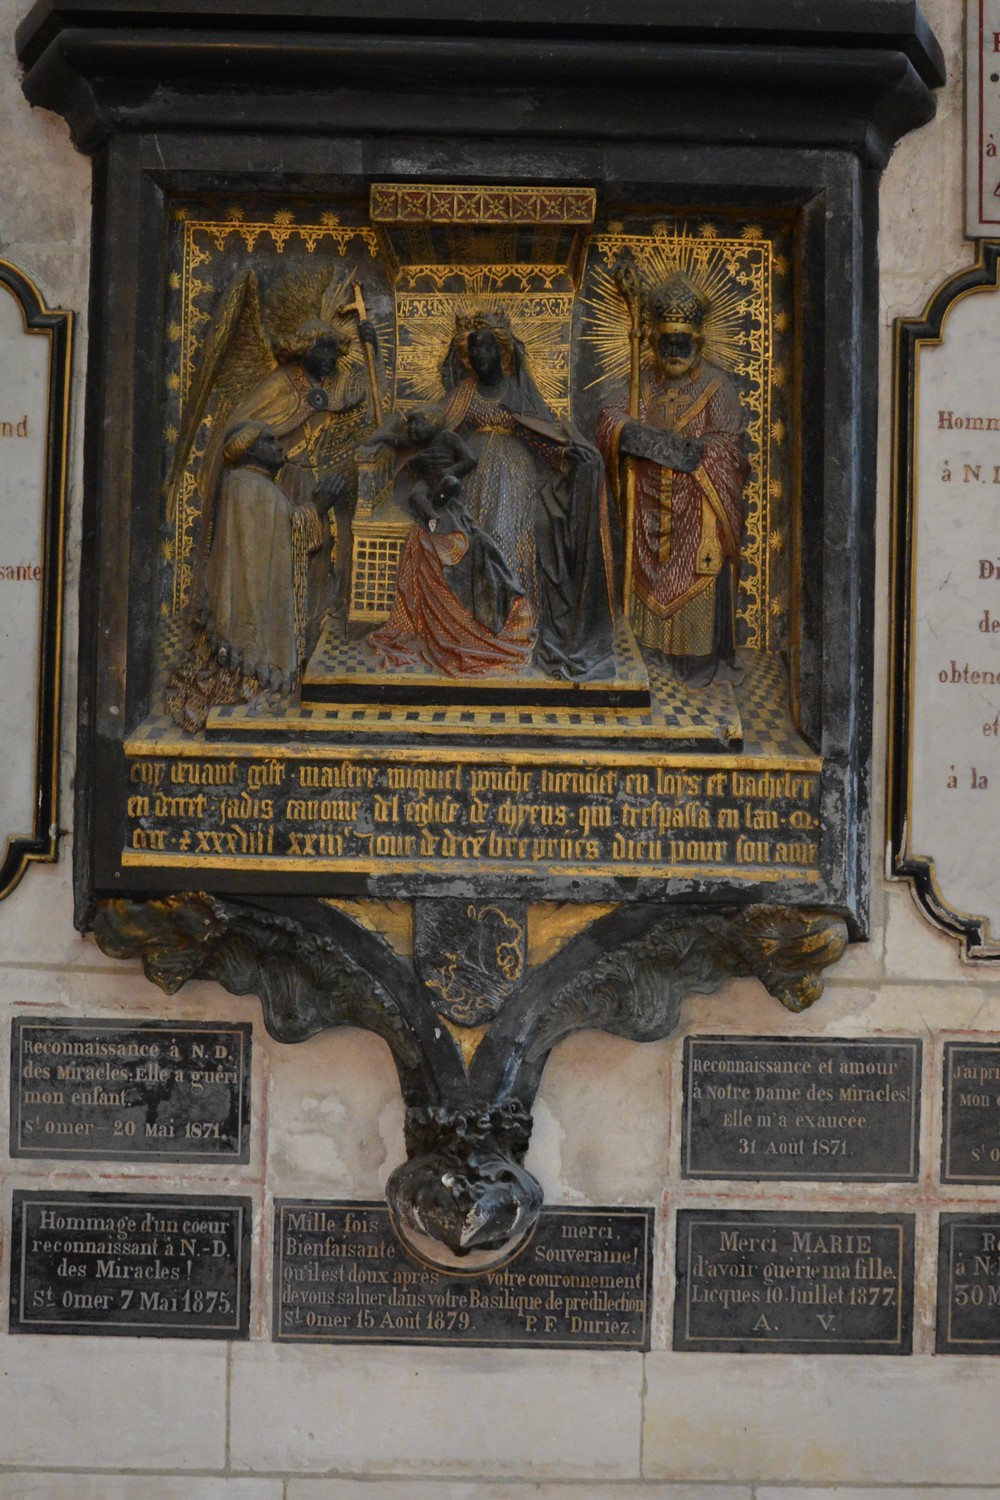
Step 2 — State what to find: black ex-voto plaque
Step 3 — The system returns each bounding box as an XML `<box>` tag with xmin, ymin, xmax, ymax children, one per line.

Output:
<box><xmin>937</xmin><ymin>1214</ymin><xmax>1000</xmax><ymax>1354</ymax></box>
<box><xmin>682</xmin><ymin>1036</ymin><xmax>921</xmax><ymax>1180</ymax></box>
<box><xmin>942</xmin><ymin>1041</ymin><xmax>1000</xmax><ymax>1181</ymax></box>
<box><xmin>10</xmin><ymin>1191</ymin><xmax>251</xmax><ymax>1338</ymax></box>
<box><xmin>274</xmin><ymin>1200</ymin><xmax>652</xmax><ymax>1349</ymax></box>
<box><xmin>674</xmin><ymin>1210</ymin><xmax>914</xmax><ymax>1354</ymax></box>
<box><xmin>10</xmin><ymin>1018</ymin><xmax>251</xmax><ymax>1161</ymax></box>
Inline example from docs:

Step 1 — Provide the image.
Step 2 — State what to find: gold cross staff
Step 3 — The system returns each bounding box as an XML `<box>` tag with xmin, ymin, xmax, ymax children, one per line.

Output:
<box><xmin>612</xmin><ymin>250</ymin><xmax>642</xmax><ymax>619</ymax></box>
<box><xmin>351</xmin><ymin>282</ymin><xmax>383</xmax><ymax>426</ymax></box>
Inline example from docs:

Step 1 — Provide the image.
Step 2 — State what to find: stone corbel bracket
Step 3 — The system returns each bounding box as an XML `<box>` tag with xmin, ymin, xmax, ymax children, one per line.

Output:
<box><xmin>94</xmin><ymin>894</ymin><xmax>846</xmax><ymax>1262</ymax></box>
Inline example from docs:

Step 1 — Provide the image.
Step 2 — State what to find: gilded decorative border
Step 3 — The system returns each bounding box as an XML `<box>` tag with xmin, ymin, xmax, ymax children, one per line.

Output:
<box><xmin>371</xmin><ymin>184</ymin><xmax>596</xmax><ymax>225</ymax></box>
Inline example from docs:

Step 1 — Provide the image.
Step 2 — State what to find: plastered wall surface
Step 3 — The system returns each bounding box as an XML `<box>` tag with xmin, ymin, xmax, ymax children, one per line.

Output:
<box><xmin>1</xmin><ymin>0</ymin><xmax>997</xmax><ymax>1492</ymax></box>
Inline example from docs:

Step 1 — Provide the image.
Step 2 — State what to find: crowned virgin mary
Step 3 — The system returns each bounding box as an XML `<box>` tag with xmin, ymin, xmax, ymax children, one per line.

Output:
<box><xmin>370</xmin><ymin>310</ymin><xmax>617</xmax><ymax>681</ymax></box>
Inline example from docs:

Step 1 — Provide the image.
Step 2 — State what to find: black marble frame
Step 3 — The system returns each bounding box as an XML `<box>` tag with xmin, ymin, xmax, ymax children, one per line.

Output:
<box><xmin>15</xmin><ymin>10</ymin><xmax>940</xmax><ymax>923</ymax></box>
<box><xmin>17</xmin><ymin>0</ymin><xmax>944</xmax><ymax>1258</ymax></box>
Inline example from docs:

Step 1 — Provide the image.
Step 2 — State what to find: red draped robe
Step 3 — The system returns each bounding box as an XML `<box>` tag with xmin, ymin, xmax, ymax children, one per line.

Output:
<box><xmin>367</xmin><ymin>527</ymin><xmax>533</xmax><ymax>676</ymax></box>
<box><xmin>596</xmin><ymin>360</ymin><xmax>747</xmax><ymax>659</ymax></box>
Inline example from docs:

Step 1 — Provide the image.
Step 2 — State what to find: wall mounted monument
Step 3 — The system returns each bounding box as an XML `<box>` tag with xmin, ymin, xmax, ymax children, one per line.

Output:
<box><xmin>17</xmin><ymin>0</ymin><xmax>943</xmax><ymax>1263</ymax></box>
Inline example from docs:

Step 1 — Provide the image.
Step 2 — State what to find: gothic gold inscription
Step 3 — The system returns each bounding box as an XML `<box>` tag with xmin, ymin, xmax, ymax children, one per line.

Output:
<box><xmin>123</xmin><ymin>748</ymin><xmax>822</xmax><ymax>882</ymax></box>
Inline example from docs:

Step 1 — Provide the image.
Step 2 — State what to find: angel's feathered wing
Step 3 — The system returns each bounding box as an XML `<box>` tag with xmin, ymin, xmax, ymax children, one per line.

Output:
<box><xmin>164</xmin><ymin>270</ymin><xmax>275</xmax><ymax>604</ymax></box>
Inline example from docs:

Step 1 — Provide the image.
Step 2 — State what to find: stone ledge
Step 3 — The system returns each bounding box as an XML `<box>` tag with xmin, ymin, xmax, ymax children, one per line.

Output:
<box><xmin>286</xmin><ymin>1483</ymin><xmax>749</xmax><ymax>1500</ymax></box>
<box><xmin>0</xmin><ymin>1479</ymin><xmax>282</xmax><ymax>1500</ymax></box>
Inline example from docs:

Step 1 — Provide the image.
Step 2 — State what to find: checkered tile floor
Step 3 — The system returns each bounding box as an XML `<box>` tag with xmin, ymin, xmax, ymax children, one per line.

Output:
<box><xmin>731</xmin><ymin>649</ymin><xmax>815</xmax><ymax>757</ymax></box>
<box><xmin>304</xmin><ymin>619</ymin><xmax>650</xmax><ymax>698</ymax></box>
<box><xmin>149</xmin><ymin>612</ymin><xmax>812</xmax><ymax>756</ymax></box>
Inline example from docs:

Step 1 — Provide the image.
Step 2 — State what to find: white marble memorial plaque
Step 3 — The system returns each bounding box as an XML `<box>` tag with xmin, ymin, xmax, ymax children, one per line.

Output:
<box><xmin>967</xmin><ymin>1</ymin><xmax>1000</xmax><ymax>237</ymax></box>
<box><xmin>893</xmin><ymin>247</ymin><xmax>1000</xmax><ymax>955</ymax></box>
<box><xmin>0</xmin><ymin>262</ymin><xmax>71</xmax><ymax>898</ymax></box>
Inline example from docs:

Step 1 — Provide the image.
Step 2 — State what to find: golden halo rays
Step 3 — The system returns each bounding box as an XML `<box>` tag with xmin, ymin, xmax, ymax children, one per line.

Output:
<box><xmin>581</xmin><ymin>231</ymin><xmax>756</xmax><ymax>394</ymax></box>
<box><xmin>394</xmin><ymin>282</ymin><xmax>572</xmax><ymax>416</ymax></box>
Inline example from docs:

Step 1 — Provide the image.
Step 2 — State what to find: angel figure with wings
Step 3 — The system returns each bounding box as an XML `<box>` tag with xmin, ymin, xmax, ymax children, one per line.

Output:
<box><xmin>165</xmin><ymin>266</ymin><xmax>381</xmax><ymax>732</ymax></box>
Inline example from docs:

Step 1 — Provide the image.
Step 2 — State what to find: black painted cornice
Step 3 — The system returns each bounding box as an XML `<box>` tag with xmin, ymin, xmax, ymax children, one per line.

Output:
<box><xmin>17</xmin><ymin>0</ymin><xmax>944</xmax><ymax>166</ymax></box>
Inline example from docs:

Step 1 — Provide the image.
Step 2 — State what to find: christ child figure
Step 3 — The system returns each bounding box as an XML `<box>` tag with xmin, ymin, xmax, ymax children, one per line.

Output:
<box><xmin>368</xmin><ymin>406</ymin><xmax>478</xmax><ymax>516</ymax></box>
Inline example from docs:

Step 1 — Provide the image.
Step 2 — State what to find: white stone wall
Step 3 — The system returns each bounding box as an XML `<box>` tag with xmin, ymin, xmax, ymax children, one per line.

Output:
<box><xmin>2</xmin><ymin>0</ymin><xmax>998</xmax><ymax>1492</ymax></box>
